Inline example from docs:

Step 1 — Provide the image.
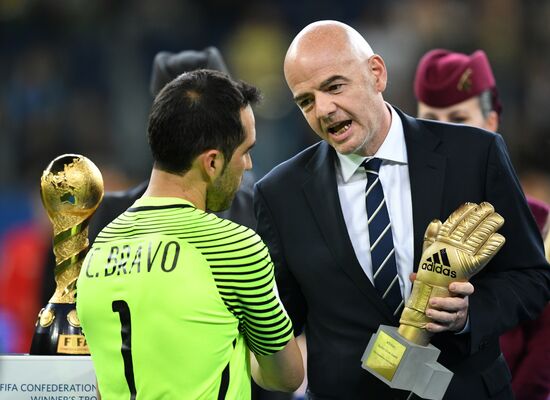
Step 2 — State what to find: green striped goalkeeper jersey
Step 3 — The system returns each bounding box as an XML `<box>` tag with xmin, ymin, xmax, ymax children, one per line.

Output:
<box><xmin>76</xmin><ymin>197</ymin><xmax>293</xmax><ymax>400</ymax></box>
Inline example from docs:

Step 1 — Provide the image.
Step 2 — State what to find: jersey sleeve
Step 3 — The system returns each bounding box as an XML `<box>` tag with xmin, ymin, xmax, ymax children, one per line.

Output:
<box><xmin>198</xmin><ymin>224</ymin><xmax>294</xmax><ymax>356</ymax></box>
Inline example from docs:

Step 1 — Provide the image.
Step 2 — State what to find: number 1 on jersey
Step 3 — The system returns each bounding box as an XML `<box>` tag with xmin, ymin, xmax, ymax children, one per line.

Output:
<box><xmin>112</xmin><ymin>300</ymin><xmax>137</xmax><ymax>400</ymax></box>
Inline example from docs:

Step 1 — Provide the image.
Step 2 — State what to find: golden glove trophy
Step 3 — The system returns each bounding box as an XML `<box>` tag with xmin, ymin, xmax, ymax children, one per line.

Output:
<box><xmin>362</xmin><ymin>202</ymin><xmax>505</xmax><ymax>399</ymax></box>
<box><xmin>30</xmin><ymin>154</ymin><xmax>103</xmax><ymax>355</ymax></box>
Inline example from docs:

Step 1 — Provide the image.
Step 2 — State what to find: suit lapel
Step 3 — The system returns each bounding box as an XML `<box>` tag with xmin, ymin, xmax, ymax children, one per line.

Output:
<box><xmin>397</xmin><ymin>110</ymin><xmax>447</xmax><ymax>269</ymax></box>
<box><xmin>302</xmin><ymin>141</ymin><xmax>396</xmax><ymax>321</ymax></box>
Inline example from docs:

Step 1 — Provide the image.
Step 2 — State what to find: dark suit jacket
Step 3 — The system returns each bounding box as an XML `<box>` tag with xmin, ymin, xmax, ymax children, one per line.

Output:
<box><xmin>254</xmin><ymin>108</ymin><xmax>550</xmax><ymax>400</ymax></box>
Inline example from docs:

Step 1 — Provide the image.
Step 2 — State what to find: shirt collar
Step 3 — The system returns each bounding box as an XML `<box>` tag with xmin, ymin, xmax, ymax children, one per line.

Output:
<box><xmin>134</xmin><ymin>196</ymin><xmax>196</xmax><ymax>208</ymax></box>
<box><xmin>336</xmin><ymin>104</ymin><xmax>408</xmax><ymax>182</ymax></box>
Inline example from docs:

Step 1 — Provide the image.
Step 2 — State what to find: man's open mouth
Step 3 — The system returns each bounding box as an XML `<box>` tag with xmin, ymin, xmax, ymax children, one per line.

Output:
<box><xmin>327</xmin><ymin>120</ymin><xmax>352</xmax><ymax>136</ymax></box>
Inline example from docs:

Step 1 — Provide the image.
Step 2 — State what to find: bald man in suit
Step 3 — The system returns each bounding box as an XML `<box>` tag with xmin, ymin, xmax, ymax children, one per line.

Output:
<box><xmin>254</xmin><ymin>21</ymin><xmax>550</xmax><ymax>399</ymax></box>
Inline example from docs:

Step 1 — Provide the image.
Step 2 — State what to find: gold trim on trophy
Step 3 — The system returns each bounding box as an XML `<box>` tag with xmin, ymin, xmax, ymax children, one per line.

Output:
<box><xmin>38</xmin><ymin>308</ymin><xmax>55</xmax><ymax>328</ymax></box>
<box><xmin>67</xmin><ymin>309</ymin><xmax>82</xmax><ymax>328</ymax></box>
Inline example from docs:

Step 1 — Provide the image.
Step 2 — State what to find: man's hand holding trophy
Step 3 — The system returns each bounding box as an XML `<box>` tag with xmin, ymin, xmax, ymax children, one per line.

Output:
<box><xmin>362</xmin><ymin>202</ymin><xmax>505</xmax><ymax>400</ymax></box>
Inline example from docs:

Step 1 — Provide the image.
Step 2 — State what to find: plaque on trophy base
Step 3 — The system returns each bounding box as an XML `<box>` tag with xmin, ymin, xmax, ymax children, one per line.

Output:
<box><xmin>362</xmin><ymin>325</ymin><xmax>452</xmax><ymax>400</ymax></box>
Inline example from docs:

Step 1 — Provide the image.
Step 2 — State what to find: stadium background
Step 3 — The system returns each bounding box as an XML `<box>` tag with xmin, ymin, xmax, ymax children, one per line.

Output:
<box><xmin>1</xmin><ymin>0</ymin><xmax>549</xmax><ymax>355</ymax></box>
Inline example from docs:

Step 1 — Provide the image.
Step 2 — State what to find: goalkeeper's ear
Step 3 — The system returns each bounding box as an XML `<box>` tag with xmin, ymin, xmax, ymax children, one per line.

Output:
<box><xmin>423</xmin><ymin>219</ymin><xmax>442</xmax><ymax>252</ymax></box>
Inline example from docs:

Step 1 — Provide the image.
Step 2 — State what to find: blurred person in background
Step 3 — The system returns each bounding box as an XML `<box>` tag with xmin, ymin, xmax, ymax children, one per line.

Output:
<box><xmin>254</xmin><ymin>20</ymin><xmax>550</xmax><ymax>399</ymax></box>
<box><xmin>414</xmin><ymin>48</ymin><xmax>550</xmax><ymax>400</ymax></box>
<box><xmin>88</xmin><ymin>46</ymin><xmax>256</xmax><ymax>240</ymax></box>
<box><xmin>0</xmin><ymin>202</ymin><xmax>49</xmax><ymax>353</ymax></box>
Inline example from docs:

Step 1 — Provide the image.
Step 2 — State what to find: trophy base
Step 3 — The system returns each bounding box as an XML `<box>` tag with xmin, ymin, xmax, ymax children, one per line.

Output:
<box><xmin>30</xmin><ymin>303</ymin><xmax>89</xmax><ymax>355</ymax></box>
<box><xmin>361</xmin><ymin>325</ymin><xmax>453</xmax><ymax>400</ymax></box>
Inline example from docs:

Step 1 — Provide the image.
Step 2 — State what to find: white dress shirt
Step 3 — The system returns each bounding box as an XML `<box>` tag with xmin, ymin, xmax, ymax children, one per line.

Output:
<box><xmin>335</xmin><ymin>105</ymin><xmax>414</xmax><ymax>300</ymax></box>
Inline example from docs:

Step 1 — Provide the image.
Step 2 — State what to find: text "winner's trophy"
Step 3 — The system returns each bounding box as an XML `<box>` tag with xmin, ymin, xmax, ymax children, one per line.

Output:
<box><xmin>30</xmin><ymin>154</ymin><xmax>103</xmax><ymax>355</ymax></box>
<box><xmin>362</xmin><ymin>202</ymin><xmax>505</xmax><ymax>399</ymax></box>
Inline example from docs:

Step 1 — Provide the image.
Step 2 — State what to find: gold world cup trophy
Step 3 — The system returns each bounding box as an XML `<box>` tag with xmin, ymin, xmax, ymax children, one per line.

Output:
<box><xmin>362</xmin><ymin>202</ymin><xmax>505</xmax><ymax>400</ymax></box>
<box><xmin>30</xmin><ymin>154</ymin><xmax>104</xmax><ymax>355</ymax></box>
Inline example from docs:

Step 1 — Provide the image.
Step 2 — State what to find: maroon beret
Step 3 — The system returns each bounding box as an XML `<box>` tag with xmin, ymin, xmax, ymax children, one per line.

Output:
<box><xmin>414</xmin><ymin>49</ymin><xmax>501</xmax><ymax>114</ymax></box>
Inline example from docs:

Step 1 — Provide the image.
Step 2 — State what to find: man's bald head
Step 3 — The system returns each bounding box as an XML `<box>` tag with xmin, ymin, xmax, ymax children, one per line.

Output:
<box><xmin>284</xmin><ymin>20</ymin><xmax>374</xmax><ymax>80</ymax></box>
<box><xmin>282</xmin><ymin>20</ymin><xmax>390</xmax><ymax>157</ymax></box>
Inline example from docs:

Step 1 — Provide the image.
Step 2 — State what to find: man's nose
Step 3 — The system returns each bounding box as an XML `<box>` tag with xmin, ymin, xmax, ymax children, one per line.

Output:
<box><xmin>315</xmin><ymin>93</ymin><xmax>337</xmax><ymax>120</ymax></box>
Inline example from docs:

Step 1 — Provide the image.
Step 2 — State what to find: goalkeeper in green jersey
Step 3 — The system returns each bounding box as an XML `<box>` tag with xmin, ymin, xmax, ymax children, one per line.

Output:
<box><xmin>76</xmin><ymin>69</ymin><xmax>304</xmax><ymax>400</ymax></box>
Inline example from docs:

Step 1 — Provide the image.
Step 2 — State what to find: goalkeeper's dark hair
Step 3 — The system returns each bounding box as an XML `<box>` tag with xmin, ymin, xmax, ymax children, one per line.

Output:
<box><xmin>148</xmin><ymin>69</ymin><xmax>261</xmax><ymax>174</ymax></box>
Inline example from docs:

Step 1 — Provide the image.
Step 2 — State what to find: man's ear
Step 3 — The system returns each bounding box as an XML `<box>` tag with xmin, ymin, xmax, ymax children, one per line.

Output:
<box><xmin>368</xmin><ymin>54</ymin><xmax>387</xmax><ymax>93</ymax></box>
<box><xmin>198</xmin><ymin>149</ymin><xmax>225</xmax><ymax>182</ymax></box>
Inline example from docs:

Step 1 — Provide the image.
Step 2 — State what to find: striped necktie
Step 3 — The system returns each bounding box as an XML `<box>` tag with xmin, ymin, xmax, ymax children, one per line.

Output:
<box><xmin>362</xmin><ymin>158</ymin><xmax>403</xmax><ymax>316</ymax></box>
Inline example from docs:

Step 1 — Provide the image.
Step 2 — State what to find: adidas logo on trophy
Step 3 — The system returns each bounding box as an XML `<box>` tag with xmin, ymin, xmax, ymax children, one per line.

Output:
<box><xmin>420</xmin><ymin>248</ymin><xmax>457</xmax><ymax>278</ymax></box>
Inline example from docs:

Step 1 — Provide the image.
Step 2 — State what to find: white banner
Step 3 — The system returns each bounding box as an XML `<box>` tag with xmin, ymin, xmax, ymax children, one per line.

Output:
<box><xmin>0</xmin><ymin>355</ymin><xmax>96</xmax><ymax>400</ymax></box>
